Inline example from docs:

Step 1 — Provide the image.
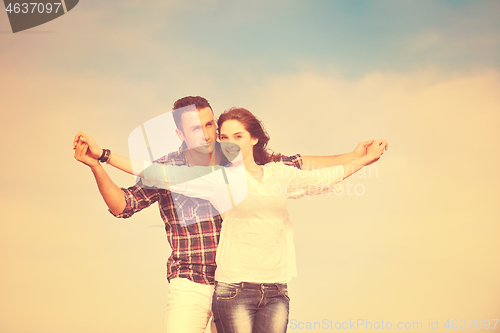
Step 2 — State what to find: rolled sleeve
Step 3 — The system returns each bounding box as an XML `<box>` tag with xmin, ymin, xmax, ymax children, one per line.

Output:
<box><xmin>109</xmin><ymin>180</ymin><xmax>162</xmax><ymax>219</ymax></box>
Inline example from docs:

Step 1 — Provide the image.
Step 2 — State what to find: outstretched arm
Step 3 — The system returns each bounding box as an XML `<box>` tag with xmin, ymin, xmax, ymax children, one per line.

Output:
<box><xmin>285</xmin><ymin>139</ymin><xmax>389</xmax><ymax>198</ymax></box>
<box><xmin>74</xmin><ymin>131</ymin><xmax>237</xmax><ymax>196</ymax></box>
<box><xmin>284</xmin><ymin>140</ymin><xmax>388</xmax><ymax>198</ymax></box>
<box><xmin>73</xmin><ymin>138</ymin><xmax>126</xmax><ymax>215</ymax></box>
<box><xmin>301</xmin><ymin>140</ymin><xmax>376</xmax><ymax>170</ymax></box>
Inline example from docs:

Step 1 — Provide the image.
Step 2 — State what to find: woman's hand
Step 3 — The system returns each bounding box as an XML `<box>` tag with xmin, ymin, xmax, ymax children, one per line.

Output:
<box><xmin>353</xmin><ymin>139</ymin><xmax>375</xmax><ymax>159</ymax></box>
<box><xmin>365</xmin><ymin>139</ymin><xmax>389</xmax><ymax>165</ymax></box>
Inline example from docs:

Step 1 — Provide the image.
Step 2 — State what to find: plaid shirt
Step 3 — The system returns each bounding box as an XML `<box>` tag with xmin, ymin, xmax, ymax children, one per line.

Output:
<box><xmin>112</xmin><ymin>142</ymin><xmax>303</xmax><ymax>285</ymax></box>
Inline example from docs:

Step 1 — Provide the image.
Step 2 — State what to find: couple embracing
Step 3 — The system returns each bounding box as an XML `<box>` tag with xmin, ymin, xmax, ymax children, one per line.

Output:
<box><xmin>74</xmin><ymin>96</ymin><xmax>388</xmax><ymax>333</ymax></box>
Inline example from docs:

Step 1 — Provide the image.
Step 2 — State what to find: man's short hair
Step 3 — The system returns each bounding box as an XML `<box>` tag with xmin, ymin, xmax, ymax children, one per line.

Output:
<box><xmin>172</xmin><ymin>96</ymin><xmax>213</xmax><ymax>132</ymax></box>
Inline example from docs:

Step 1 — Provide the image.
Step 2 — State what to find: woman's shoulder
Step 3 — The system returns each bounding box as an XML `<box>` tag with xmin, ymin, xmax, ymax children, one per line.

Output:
<box><xmin>262</xmin><ymin>161</ymin><xmax>295</xmax><ymax>177</ymax></box>
<box><xmin>262</xmin><ymin>161</ymin><xmax>287</xmax><ymax>168</ymax></box>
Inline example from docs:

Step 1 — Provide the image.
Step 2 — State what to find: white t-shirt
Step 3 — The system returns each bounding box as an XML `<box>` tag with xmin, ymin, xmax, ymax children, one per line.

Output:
<box><xmin>216</xmin><ymin>162</ymin><xmax>344</xmax><ymax>283</ymax></box>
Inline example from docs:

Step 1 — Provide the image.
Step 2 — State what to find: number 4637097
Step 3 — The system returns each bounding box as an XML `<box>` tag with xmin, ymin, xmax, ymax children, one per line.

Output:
<box><xmin>5</xmin><ymin>3</ymin><xmax>62</xmax><ymax>14</ymax></box>
<box><xmin>444</xmin><ymin>319</ymin><xmax>498</xmax><ymax>329</ymax></box>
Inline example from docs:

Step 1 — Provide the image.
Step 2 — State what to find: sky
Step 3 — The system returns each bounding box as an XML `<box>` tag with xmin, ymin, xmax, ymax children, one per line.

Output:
<box><xmin>1</xmin><ymin>0</ymin><xmax>499</xmax><ymax>332</ymax></box>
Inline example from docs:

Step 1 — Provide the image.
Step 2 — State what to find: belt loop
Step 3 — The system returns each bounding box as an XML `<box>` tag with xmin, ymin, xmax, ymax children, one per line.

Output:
<box><xmin>275</xmin><ymin>283</ymin><xmax>282</xmax><ymax>293</ymax></box>
<box><xmin>260</xmin><ymin>283</ymin><xmax>265</xmax><ymax>294</ymax></box>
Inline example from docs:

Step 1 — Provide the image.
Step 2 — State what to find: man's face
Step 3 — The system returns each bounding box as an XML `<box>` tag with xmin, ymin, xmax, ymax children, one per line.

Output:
<box><xmin>176</xmin><ymin>107</ymin><xmax>217</xmax><ymax>153</ymax></box>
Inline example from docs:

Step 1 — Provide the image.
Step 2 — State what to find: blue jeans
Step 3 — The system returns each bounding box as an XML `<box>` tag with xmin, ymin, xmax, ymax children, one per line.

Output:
<box><xmin>212</xmin><ymin>281</ymin><xmax>290</xmax><ymax>333</ymax></box>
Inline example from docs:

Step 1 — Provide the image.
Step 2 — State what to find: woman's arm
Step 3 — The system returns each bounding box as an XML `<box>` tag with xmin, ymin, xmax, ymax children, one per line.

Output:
<box><xmin>300</xmin><ymin>140</ymin><xmax>375</xmax><ymax>170</ymax></box>
<box><xmin>74</xmin><ymin>131</ymin><xmax>147</xmax><ymax>176</ymax></box>
<box><xmin>284</xmin><ymin>139</ymin><xmax>388</xmax><ymax>198</ymax></box>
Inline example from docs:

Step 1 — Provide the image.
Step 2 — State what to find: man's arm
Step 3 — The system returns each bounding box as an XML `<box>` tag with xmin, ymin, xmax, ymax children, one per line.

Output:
<box><xmin>301</xmin><ymin>140</ymin><xmax>375</xmax><ymax>170</ymax></box>
<box><xmin>73</xmin><ymin>139</ymin><xmax>126</xmax><ymax>215</ymax></box>
<box><xmin>90</xmin><ymin>163</ymin><xmax>127</xmax><ymax>215</ymax></box>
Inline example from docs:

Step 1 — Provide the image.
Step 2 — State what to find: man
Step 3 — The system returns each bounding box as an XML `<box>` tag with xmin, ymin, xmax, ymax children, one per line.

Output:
<box><xmin>74</xmin><ymin>96</ymin><xmax>377</xmax><ymax>333</ymax></box>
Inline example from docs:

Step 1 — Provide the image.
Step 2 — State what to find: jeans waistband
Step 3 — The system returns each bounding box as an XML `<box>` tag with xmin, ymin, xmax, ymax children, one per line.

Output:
<box><xmin>215</xmin><ymin>281</ymin><xmax>286</xmax><ymax>291</ymax></box>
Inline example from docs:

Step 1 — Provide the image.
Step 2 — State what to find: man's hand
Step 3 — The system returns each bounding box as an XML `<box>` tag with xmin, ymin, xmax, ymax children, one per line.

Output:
<box><xmin>353</xmin><ymin>139</ymin><xmax>375</xmax><ymax>159</ymax></box>
<box><xmin>72</xmin><ymin>132</ymin><xmax>127</xmax><ymax>215</ymax></box>
<box><xmin>365</xmin><ymin>139</ymin><xmax>389</xmax><ymax>165</ymax></box>
<box><xmin>74</xmin><ymin>141</ymin><xmax>100</xmax><ymax>168</ymax></box>
<box><xmin>73</xmin><ymin>131</ymin><xmax>103</xmax><ymax>160</ymax></box>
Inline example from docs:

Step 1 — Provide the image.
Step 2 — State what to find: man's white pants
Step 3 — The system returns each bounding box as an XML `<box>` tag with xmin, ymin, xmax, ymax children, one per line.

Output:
<box><xmin>164</xmin><ymin>278</ymin><xmax>217</xmax><ymax>333</ymax></box>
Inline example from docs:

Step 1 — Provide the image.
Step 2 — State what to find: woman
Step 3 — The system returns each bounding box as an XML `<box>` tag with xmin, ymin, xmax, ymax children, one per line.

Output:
<box><xmin>210</xmin><ymin>108</ymin><xmax>387</xmax><ymax>333</ymax></box>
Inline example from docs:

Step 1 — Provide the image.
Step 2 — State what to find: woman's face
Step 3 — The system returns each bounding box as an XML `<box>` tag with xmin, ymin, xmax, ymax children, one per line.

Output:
<box><xmin>219</xmin><ymin>119</ymin><xmax>258</xmax><ymax>163</ymax></box>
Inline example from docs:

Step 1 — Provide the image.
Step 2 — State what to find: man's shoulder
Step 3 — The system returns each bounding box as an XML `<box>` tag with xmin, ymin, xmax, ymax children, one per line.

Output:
<box><xmin>280</xmin><ymin>154</ymin><xmax>303</xmax><ymax>168</ymax></box>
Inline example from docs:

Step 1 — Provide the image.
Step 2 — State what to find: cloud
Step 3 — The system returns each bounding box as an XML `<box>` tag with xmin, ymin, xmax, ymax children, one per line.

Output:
<box><xmin>245</xmin><ymin>67</ymin><xmax>500</xmax><ymax>321</ymax></box>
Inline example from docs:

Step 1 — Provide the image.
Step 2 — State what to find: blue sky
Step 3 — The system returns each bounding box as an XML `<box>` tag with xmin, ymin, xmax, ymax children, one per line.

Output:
<box><xmin>67</xmin><ymin>1</ymin><xmax>500</xmax><ymax>76</ymax></box>
<box><xmin>4</xmin><ymin>1</ymin><xmax>499</xmax><ymax>82</ymax></box>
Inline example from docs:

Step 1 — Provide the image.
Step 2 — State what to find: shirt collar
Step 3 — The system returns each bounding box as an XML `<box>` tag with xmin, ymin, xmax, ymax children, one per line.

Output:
<box><xmin>178</xmin><ymin>141</ymin><xmax>230</xmax><ymax>166</ymax></box>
